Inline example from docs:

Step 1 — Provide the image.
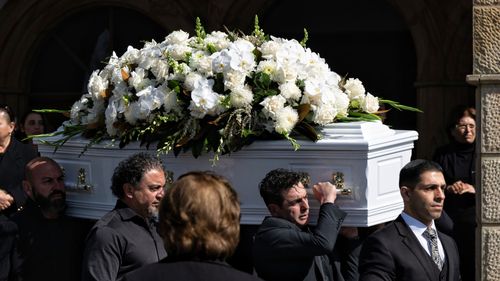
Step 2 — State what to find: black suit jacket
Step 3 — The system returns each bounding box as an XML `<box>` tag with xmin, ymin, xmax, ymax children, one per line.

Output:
<box><xmin>0</xmin><ymin>137</ymin><xmax>37</xmax><ymax>213</ymax></box>
<box><xmin>359</xmin><ymin>215</ymin><xmax>461</xmax><ymax>281</ymax></box>
<box><xmin>253</xmin><ymin>203</ymin><xmax>346</xmax><ymax>281</ymax></box>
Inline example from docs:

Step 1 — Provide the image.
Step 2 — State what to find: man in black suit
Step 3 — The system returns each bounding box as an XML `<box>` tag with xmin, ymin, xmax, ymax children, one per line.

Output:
<box><xmin>359</xmin><ymin>159</ymin><xmax>461</xmax><ymax>281</ymax></box>
<box><xmin>253</xmin><ymin>169</ymin><xmax>347</xmax><ymax>281</ymax></box>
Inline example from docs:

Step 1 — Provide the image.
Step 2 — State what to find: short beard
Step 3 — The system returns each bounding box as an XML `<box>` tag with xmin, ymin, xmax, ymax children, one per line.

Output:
<box><xmin>33</xmin><ymin>190</ymin><xmax>67</xmax><ymax>216</ymax></box>
<box><xmin>147</xmin><ymin>205</ymin><xmax>159</xmax><ymax>223</ymax></box>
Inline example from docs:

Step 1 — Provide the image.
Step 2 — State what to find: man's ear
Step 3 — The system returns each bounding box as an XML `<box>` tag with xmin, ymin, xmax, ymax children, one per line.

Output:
<box><xmin>268</xmin><ymin>203</ymin><xmax>281</xmax><ymax>216</ymax></box>
<box><xmin>23</xmin><ymin>180</ymin><xmax>33</xmax><ymax>199</ymax></box>
<box><xmin>400</xmin><ymin>186</ymin><xmax>411</xmax><ymax>202</ymax></box>
<box><xmin>123</xmin><ymin>183</ymin><xmax>135</xmax><ymax>199</ymax></box>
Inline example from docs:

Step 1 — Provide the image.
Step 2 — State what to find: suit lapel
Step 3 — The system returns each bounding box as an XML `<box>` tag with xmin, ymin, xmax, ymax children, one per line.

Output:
<box><xmin>395</xmin><ymin>216</ymin><xmax>439</xmax><ymax>281</ymax></box>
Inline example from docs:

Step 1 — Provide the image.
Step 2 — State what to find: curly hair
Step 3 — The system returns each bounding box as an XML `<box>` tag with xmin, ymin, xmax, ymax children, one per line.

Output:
<box><xmin>110</xmin><ymin>152</ymin><xmax>165</xmax><ymax>198</ymax></box>
<box><xmin>258</xmin><ymin>168</ymin><xmax>310</xmax><ymax>206</ymax></box>
<box><xmin>159</xmin><ymin>171</ymin><xmax>240</xmax><ymax>261</ymax></box>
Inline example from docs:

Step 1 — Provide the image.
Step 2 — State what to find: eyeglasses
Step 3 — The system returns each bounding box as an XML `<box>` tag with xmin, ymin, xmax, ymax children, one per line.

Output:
<box><xmin>455</xmin><ymin>124</ymin><xmax>475</xmax><ymax>130</ymax></box>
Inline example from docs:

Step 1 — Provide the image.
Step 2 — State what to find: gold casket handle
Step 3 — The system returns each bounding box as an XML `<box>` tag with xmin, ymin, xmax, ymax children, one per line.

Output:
<box><xmin>332</xmin><ymin>172</ymin><xmax>352</xmax><ymax>196</ymax></box>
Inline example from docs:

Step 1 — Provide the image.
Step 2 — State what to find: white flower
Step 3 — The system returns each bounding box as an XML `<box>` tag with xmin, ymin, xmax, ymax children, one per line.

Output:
<box><xmin>256</xmin><ymin>60</ymin><xmax>277</xmax><ymax>79</ymax></box>
<box><xmin>184</xmin><ymin>72</ymin><xmax>204</xmax><ymax>91</ymax></box>
<box><xmin>188</xmin><ymin>79</ymin><xmax>222</xmax><ymax>118</ymax></box>
<box><xmin>164</xmin><ymin>30</ymin><xmax>190</xmax><ymax>45</ymax></box>
<box><xmin>205</xmin><ymin>31</ymin><xmax>230</xmax><ymax>50</ymax></box>
<box><xmin>312</xmin><ymin>105</ymin><xmax>338</xmax><ymax>125</ymax></box>
<box><xmin>61</xmin><ymin>25</ymin><xmax>398</xmax><ymax>158</ymax></box>
<box><xmin>260</xmin><ymin>40</ymin><xmax>280</xmax><ymax>59</ymax></box>
<box><xmin>279</xmin><ymin>81</ymin><xmax>302</xmax><ymax>101</ymax></box>
<box><xmin>121</xmin><ymin>46</ymin><xmax>140</xmax><ymax>64</ymax></box>
<box><xmin>105</xmin><ymin>96</ymin><xmax>122</xmax><ymax>136</ymax></box>
<box><xmin>167</xmin><ymin>44</ymin><xmax>192</xmax><ymax>61</ymax></box>
<box><xmin>333</xmin><ymin>89</ymin><xmax>350</xmax><ymax>118</ymax></box>
<box><xmin>361</xmin><ymin>92</ymin><xmax>380</xmax><ymax>113</ymax></box>
<box><xmin>260</xmin><ymin>95</ymin><xmax>286</xmax><ymax>119</ymax></box>
<box><xmin>129</xmin><ymin>68</ymin><xmax>153</xmax><ymax>91</ymax></box>
<box><xmin>223</xmin><ymin>71</ymin><xmax>246</xmax><ymax>91</ymax></box>
<box><xmin>230</xmin><ymin>85</ymin><xmax>253</xmax><ymax>108</ymax></box>
<box><xmin>274</xmin><ymin>106</ymin><xmax>299</xmax><ymax>134</ymax></box>
<box><xmin>87</xmin><ymin>70</ymin><xmax>109</xmax><ymax>101</ymax></box>
<box><xmin>343</xmin><ymin>78</ymin><xmax>365</xmax><ymax>100</ymax></box>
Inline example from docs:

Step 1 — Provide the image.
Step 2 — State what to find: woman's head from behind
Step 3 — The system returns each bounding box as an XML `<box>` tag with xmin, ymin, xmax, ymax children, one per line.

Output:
<box><xmin>159</xmin><ymin>171</ymin><xmax>240</xmax><ymax>261</ymax></box>
<box><xmin>448</xmin><ymin>105</ymin><xmax>476</xmax><ymax>144</ymax></box>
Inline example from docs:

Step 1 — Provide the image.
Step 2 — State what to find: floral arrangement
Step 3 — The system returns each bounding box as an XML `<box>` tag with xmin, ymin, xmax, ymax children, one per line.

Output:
<box><xmin>39</xmin><ymin>17</ymin><xmax>419</xmax><ymax>160</ymax></box>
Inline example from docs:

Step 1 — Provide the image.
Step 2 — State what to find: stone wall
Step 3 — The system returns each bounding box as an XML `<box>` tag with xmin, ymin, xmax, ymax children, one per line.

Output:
<box><xmin>467</xmin><ymin>0</ymin><xmax>500</xmax><ymax>280</ymax></box>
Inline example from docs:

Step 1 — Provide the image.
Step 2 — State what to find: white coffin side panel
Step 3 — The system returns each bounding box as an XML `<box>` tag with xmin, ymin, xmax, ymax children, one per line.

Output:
<box><xmin>37</xmin><ymin>122</ymin><xmax>418</xmax><ymax>226</ymax></box>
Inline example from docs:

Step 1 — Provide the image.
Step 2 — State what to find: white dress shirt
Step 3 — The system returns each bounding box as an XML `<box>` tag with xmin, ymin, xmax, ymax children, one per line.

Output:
<box><xmin>401</xmin><ymin>212</ymin><xmax>446</xmax><ymax>262</ymax></box>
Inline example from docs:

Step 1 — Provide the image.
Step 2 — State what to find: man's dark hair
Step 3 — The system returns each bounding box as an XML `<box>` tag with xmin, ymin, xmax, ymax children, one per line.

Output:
<box><xmin>259</xmin><ymin>168</ymin><xmax>309</xmax><ymax>206</ymax></box>
<box><xmin>399</xmin><ymin>159</ymin><xmax>443</xmax><ymax>189</ymax></box>
<box><xmin>111</xmin><ymin>152</ymin><xmax>165</xmax><ymax>198</ymax></box>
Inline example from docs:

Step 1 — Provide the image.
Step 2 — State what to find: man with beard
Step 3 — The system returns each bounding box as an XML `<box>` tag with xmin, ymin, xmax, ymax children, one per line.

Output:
<box><xmin>11</xmin><ymin>156</ymin><xmax>91</xmax><ymax>281</ymax></box>
<box><xmin>82</xmin><ymin>152</ymin><xmax>167</xmax><ymax>281</ymax></box>
<box><xmin>253</xmin><ymin>169</ymin><xmax>347</xmax><ymax>281</ymax></box>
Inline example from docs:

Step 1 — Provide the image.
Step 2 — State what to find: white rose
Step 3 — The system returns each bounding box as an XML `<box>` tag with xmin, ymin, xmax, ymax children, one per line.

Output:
<box><xmin>343</xmin><ymin>78</ymin><xmax>365</xmax><ymax>100</ymax></box>
<box><xmin>164</xmin><ymin>30</ymin><xmax>190</xmax><ymax>45</ymax></box>
<box><xmin>333</xmin><ymin>89</ymin><xmax>350</xmax><ymax>118</ymax></box>
<box><xmin>184</xmin><ymin>72</ymin><xmax>204</xmax><ymax>91</ymax></box>
<box><xmin>260</xmin><ymin>40</ymin><xmax>280</xmax><ymax>59</ymax></box>
<box><xmin>312</xmin><ymin>105</ymin><xmax>338</xmax><ymax>125</ymax></box>
<box><xmin>205</xmin><ymin>31</ymin><xmax>230</xmax><ymax>50</ymax></box>
<box><xmin>361</xmin><ymin>92</ymin><xmax>380</xmax><ymax>113</ymax></box>
<box><xmin>274</xmin><ymin>106</ymin><xmax>299</xmax><ymax>134</ymax></box>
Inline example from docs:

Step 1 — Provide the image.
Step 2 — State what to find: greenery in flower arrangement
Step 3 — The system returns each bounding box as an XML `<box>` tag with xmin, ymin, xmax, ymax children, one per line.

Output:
<box><xmin>34</xmin><ymin>17</ymin><xmax>420</xmax><ymax>161</ymax></box>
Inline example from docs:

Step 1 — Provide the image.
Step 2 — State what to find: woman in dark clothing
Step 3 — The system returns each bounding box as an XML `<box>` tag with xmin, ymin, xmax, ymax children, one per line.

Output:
<box><xmin>433</xmin><ymin>105</ymin><xmax>476</xmax><ymax>281</ymax></box>
<box><xmin>123</xmin><ymin>171</ymin><xmax>263</xmax><ymax>281</ymax></box>
<box><xmin>0</xmin><ymin>104</ymin><xmax>37</xmax><ymax>281</ymax></box>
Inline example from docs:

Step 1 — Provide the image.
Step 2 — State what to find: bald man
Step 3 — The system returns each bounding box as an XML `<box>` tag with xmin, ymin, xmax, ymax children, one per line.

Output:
<box><xmin>11</xmin><ymin>157</ymin><xmax>91</xmax><ymax>281</ymax></box>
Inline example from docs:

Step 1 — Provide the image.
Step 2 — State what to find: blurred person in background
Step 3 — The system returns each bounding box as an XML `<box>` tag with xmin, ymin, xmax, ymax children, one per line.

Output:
<box><xmin>433</xmin><ymin>105</ymin><xmax>477</xmax><ymax>281</ymax></box>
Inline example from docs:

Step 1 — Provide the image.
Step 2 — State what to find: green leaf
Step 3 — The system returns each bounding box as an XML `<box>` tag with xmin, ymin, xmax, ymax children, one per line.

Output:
<box><xmin>379</xmin><ymin>99</ymin><xmax>423</xmax><ymax>112</ymax></box>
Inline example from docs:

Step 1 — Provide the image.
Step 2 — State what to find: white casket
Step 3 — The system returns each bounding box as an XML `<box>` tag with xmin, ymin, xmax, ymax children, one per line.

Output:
<box><xmin>37</xmin><ymin>121</ymin><xmax>417</xmax><ymax>227</ymax></box>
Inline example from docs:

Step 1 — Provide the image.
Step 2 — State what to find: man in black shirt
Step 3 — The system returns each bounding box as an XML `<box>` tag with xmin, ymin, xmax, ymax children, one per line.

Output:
<box><xmin>11</xmin><ymin>156</ymin><xmax>91</xmax><ymax>281</ymax></box>
<box><xmin>81</xmin><ymin>153</ymin><xmax>167</xmax><ymax>281</ymax></box>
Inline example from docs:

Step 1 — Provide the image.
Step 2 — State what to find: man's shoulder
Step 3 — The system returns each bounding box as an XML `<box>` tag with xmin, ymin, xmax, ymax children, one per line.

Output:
<box><xmin>258</xmin><ymin>216</ymin><xmax>297</xmax><ymax>230</ymax></box>
<box><xmin>365</xmin><ymin>220</ymin><xmax>403</xmax><ymax>242</ymax></box>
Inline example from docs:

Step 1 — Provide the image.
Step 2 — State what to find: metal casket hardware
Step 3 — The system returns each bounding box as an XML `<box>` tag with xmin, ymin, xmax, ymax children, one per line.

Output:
<box><xmin>77</xmin><ymin>168</ymin><xmax>93</xmax><ymax>192</ymax></box>
<box><xmin>331</xmin><ymin>172</ymin><xmax>352</xmax><ymax>196</ymax></box>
